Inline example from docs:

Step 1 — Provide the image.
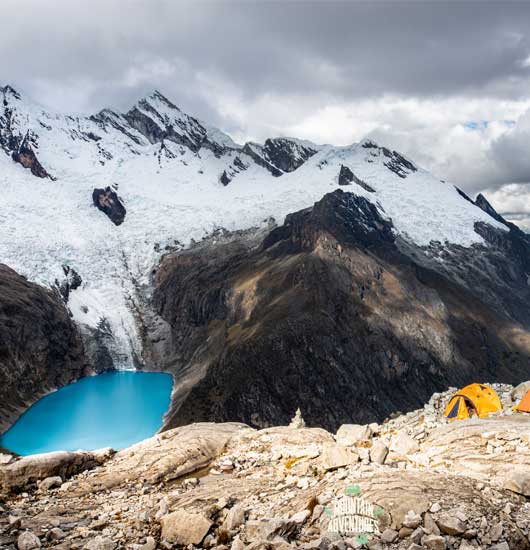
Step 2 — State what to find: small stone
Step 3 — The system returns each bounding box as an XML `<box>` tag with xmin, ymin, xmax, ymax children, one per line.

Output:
<box><xmin>160</xmin><ymin>510</ymin><xmax>212</xmax><ymax>545</ymax></box>
<box><xmin>399</xmin><ymin>527</ymin><xmax>414</xmax><ymax>538</ymax></box>
<box><xmin>423</xmin><ymin>513</ymin><xmax>440</xmax><ymax>536</ymax></box>
<box><xmin>291</xmin><ymin>509</ymin><xmax>311</xmax><ymax>524</ymax></box>
<box><xmin>489</xmin><ymin>522</ymin><xmax>503</xmax><ymax>542</ymax></box>
<box><xmin>403</xmin><ymin>511</ymin><xmax>422</xmax><ymax>529</ymax></box>
<box><xmin>83</xmin><ymin>536</ymin><xmax>116</xmax><ymax>550</ymax></box>
<box><xmin>381</xmin><ymin>529</ymin><xmax>399</xmax><ymax>543</ymax></box>
<box><xmin>409</xmin><ymin>528</ymin><xmax>424</xmax><ymax>544</ymax></box>
<box><xmin>436</xmin><ymin>514</ymin><xmax>466</xmax><ymax>535</ymax></box>
<box><xmin>39</xmin><ymin>476</ymin><xmax>62</xmax><ymax>491</ymax></box>
<box><xmin>139</xmin><ymin>537</ymin><xmax>156</xmax><ymax>550</ymax></box>
<box><xmin>46</xmin><ymin>528</ymin><xmax>65</xmax><ymax>541</ymax></box>
<box><xmin>489</xmin><ymin>544</ymin><xmax>509</xmax><ymax>550</ymax></box>
<box><xmin>407</xmin><ymin>545</ymin><xmax>423</xmax><ymax>550</ymax></box>
<box><xmin>17</xmin><ymin>532</ymin><xmax>41</xmax><ymax>550</ymax></box>
<box><xmin>231</xmin><ymin>536</ymin><xmax>245</xmax><ymax>550</ymax></box>
<box><xmin>422</xmin><ymin>534</ymin><xmax>446</xmax><ymax>550</ymax></box>
<box><xmin>429</xmin><ymin>503</ymin><xmax>441</xmax><ymax>513</ymax></box>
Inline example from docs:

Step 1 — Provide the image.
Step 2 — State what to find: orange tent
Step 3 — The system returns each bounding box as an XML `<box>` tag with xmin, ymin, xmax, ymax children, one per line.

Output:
<box><xmin>515</xmin><ymin>389</ymin><xmax>530</xmax><ymax>413</ymax></box>
<box><xmin>444</xmin><ymin>383</ymin><xmax>502</xmax><ymax>421</ymax></box>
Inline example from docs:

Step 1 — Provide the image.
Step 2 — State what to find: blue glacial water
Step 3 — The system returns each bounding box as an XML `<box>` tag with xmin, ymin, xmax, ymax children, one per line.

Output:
<box><xmin>0</xmin><ymin>371</ymin><xmax>173</xmax><ymax>456</ymax></box>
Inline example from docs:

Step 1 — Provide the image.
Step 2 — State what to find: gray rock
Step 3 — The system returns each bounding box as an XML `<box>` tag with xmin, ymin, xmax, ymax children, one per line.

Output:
<box><xmin>320</xmin><ymin>444</ymin><xmax>359</xmax><ymax>471</ymax></box>
<box><xmin>17</xmin><ymin>532</ymin><xmax>41</xmax><ymax>550</ymax></box>
<box><xmin>424</xmin><ymin>513</ymin><xmax>440</xmax><ymax>536</ymax></box>
<box><xmin>290</xmin><ymin>509</ymin><xmax>311</xmax><ymax>524</ymax></box>
<box><xmin>435</xmin><ymin>514</ymin><xmax>466</xmax><ymax>535</ymax></box>
<box><xmin>369</xmin><ymin>440</ymin><xmax>388</xmax><ymax>465</ymax></box>
<box><xmin>422</xmin><ymin>534</ymin><xmax>446</xmax><ymax>550</ymax></box>
<box><xmin>489</xmin><ymin>544</ymin><xmax>509</xmax><ymax>550</ymax></box>
<box><xmin>46</xmin><ymin>528</ymin><xmax>65</xmax><ymax>541</ymax></box>
<box><xmin>39</xmin><ymin>476</ymin><xmax>62</xmax><ymax>491</ymax></box>
<box><xmin>403</xmin><ymin>511</ymin><xmax>422</xmax><ymax>529</ymax></box>
<box><xmin>224</xmin><ymin>504</ymin><xmax>246</xmax><ymax>530</ymax></box>
<box><xmin>504</xmin><ymin>470</ymin><xmax>530</xmax><ymax>497</ymax></box>
<box><xmin>390</xmin><ymin>431</ymin><xmax>420</xmax><ymax>456</ymax></box>
<box><xmin>160</xmin><ymin>510</ymin><xmax>212</xmax><ymax>545</ymax></box>
<box><xmin>381</xmin><ymin>529</ymin><xmax>399</xmax><ymax>543</ymax></box>
<box><xmin>140</xmin><ymin>537</ymin><xmax>156</xmax><ymax>550</ymax></box>
<box><xmin>511</xmin><ymin>381</ymin><xmax>530</xmax><ymax>401</ymax></box>
<box><xmin>83</xmin><ymin>536</ymin><xmax>116</xmax><ymax>550</ymax></box>
<box><xmin>335</xmin><ymin>424</ymin><xmax>372</xmax><ymax>446</ymax></box>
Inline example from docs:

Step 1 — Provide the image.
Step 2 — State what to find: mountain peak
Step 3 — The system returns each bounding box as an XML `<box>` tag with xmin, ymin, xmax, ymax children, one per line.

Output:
<box><xmin>1</xmin><ymin>85</ymin><xmax>21</xmax><ymax>100</ymax></box>
<box><xmin>138</xmin><ymin>89</ymin><xmax>181</xmax><ymax>113</ymax></box>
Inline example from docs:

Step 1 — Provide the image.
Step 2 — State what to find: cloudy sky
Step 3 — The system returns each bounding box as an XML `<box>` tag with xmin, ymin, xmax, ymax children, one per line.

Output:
<box><xmin>3</xmin><ymin>0</ymin><xmax>530</xmax><ymax>225</ymax></box>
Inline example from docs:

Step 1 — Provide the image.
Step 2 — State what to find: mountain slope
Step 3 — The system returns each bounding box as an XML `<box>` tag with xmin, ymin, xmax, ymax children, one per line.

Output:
<box><xmin>146</xmin><ymin>190</ymin><xmax>530</xmax><ymax>430</ymax></box>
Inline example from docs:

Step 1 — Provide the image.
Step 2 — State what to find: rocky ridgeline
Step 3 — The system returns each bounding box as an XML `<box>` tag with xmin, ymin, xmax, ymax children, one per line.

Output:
<box><xmin>1</xmin><ymin>384</ymin><xmax>530</xmax><ymax>550</ymax></box>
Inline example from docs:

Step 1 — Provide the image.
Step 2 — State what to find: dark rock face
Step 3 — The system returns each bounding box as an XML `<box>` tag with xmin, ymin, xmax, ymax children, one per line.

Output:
<box><xmin>11</xmin><ymin>138</ymin><xmax>52</xmax><ymax>179</ymax></box>
<box><xmin>338</xmin><ymin>165</ymin><xmax>375</xmax><ymax>192</ymax></box>
<box><xmin>242</xmin><ymin>138</ymin><xmax>316</xmax><ymax>177</ymax></box>
<box><xmin>242</xmin><ymin>143</ymin><xmax>283</xmax><ymax>177</ymax></box>
<box><xmin>92</xmin><ymin>187</ymin><xmax>126</xmax><ymax>225</ymax></box>
<box><xmin>1</xmin><ymin>87</ymin><xmax>53</xmax><ymax>179</ymax></box>
<box><xmin>147</xmin><ymin>190</ymin><xmax>530</xmax><ymax>432</ymax></box>
<box><xmin>0</xmin><ymin>264</ymin><xmax>89</xmax><ymax>432</ymax></box>
<box><xmin>54</xmin><ymin>265</ymin><xmax>82</xmax><ymax>303</ymax></box>
<box><xmin>262</xmin><ymin>138</ymin><xmax>317</xmax><ymax>173</ymax></box>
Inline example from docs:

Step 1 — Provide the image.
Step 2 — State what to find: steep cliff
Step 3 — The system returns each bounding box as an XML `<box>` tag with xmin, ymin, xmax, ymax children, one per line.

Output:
<box><xmin>0</xmin><ymin>265</ymin><xmax>89</xmax><ymax>432</ymax></box>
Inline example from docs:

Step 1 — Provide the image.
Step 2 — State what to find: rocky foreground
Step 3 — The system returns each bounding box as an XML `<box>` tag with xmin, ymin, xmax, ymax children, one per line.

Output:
<box><xmin>2</xmin><ymin>384</ymin><xmax>530</xmax><ymax>550</ymax></box>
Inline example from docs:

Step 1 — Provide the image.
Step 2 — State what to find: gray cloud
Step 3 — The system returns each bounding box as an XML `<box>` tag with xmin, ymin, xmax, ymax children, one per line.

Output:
<box><xmin>2</xmin><ymin>0</ymin><xmax>530</xmax><ymax>222</ymax></box>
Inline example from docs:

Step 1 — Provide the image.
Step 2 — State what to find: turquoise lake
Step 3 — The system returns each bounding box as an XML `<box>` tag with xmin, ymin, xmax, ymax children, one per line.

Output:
<box><xmin>0</xmin><ymin>371</ymin><xmax>173</xmax><ymax>456</ymax></box>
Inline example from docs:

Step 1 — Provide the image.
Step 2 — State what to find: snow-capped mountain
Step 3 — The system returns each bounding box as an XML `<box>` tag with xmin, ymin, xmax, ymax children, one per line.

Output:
<box><xmin>0</xmin><ymin>84</ymin><xmax>510</xmax><ymax>367</ymax></box>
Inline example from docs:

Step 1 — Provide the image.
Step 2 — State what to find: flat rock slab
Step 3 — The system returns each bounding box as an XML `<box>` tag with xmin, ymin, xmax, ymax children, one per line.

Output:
<box><xmin>0</xmin><ymin>450</ymin><xmax>111</xmax><ymax>492</ymax></box>
<box><xmin>74</xmin><ymin>422</ymin><xmax>248</xmax><ymax>494</ymax></box>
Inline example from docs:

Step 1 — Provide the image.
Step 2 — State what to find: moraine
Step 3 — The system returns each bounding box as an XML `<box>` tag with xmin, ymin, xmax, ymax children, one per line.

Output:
<box><xmin>0</xmin><ymin>371</ymin><xmax>172</xmax><ymax>456</ymax></box>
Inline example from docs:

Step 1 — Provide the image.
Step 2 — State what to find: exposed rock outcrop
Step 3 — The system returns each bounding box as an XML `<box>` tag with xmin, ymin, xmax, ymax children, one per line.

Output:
<box><xmin>92</xmin><ymin>187</ymin><xmax>126</xmax><ymax>226</ymax></box>
<box><xmin>2</xmin><ymin>399</ymin><xmax>530</xmax><ymax>549</ymax></box>
<box><xmin>146</xmin><ymin>190</ymin><xmax>530</xmax><ymax>431</ymax></box>
<box><xmin>0</xmin><ymin>265</ymin><xmax>89</xmax><ymax>433</ymax></box>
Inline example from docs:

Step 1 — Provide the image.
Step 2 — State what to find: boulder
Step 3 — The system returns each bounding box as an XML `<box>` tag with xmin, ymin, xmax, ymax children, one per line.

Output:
<box><xmin>511</xmin><ymin>381</ymin><xmax>530</xmax><ymax>401</ymax></box>
<box><xmin>503</xmin><ymin>470</ymin><xmax>530</xmax><ymax>497</ymax></box>
<box><xmin>160</xmin><ymin>510</ymin><xmax>212</xmax><ymax>545</ymax></box>
<box><xmin>224</xmin><ymin>504</ymin><xmax>246</xmax><ymax>530</ymax></box>
<box><xmin>380</xmin><ymin>529</ymin><xmax>399</xmax><ymax>543</ymax></box>
<box><xmin>435</xmin><ymin>514</ymin><xmax>466</xmax><ymax>535</ymax></box>
<box><xmin>17</xmin><ymin>532</ymin><xmax>41</xmax><ymax>550</ymax></box>
<box><xmin>369</xmin><ymin>440</ymin><xmax>388</xmax><ymax>464</ymax></box>
<box><xmin>39</xmin><ymin>476</ymin><xmax>62</xmax><ymax>491</ymax></box>
<box><xmin>319</xmin><ymin>444</ymin><xmax>359</xmax><ymax>471</ymax></box>
<box><xmin>390</xmin><ymin>431</ymin><xmax>420</xmax><ymax>456</ymax></box>
<box><xmin>0</xmin><ymin>450</ymin><xmax>107</xmax><ymax>492</ymax></box>
<box><xmin>92</xmin><ymin>187</ymin><xmax>126</xmax><ymax>226</ymax></box>
<box><xmin>335</xmin><ymin>424</ymin><xmax>372</xmax><ymax>446</ymax></box>
<box><xmin>422</xmin><ymin>535</ymin><xmax>446</xmax><ymax>550</ymax></box>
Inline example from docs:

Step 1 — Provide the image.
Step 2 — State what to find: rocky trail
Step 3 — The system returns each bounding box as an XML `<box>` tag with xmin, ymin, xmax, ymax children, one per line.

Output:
<box><xmin>2</xmin><ymin>384</ymin><xmax>530</xmax><ymax>550</ymax></box>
